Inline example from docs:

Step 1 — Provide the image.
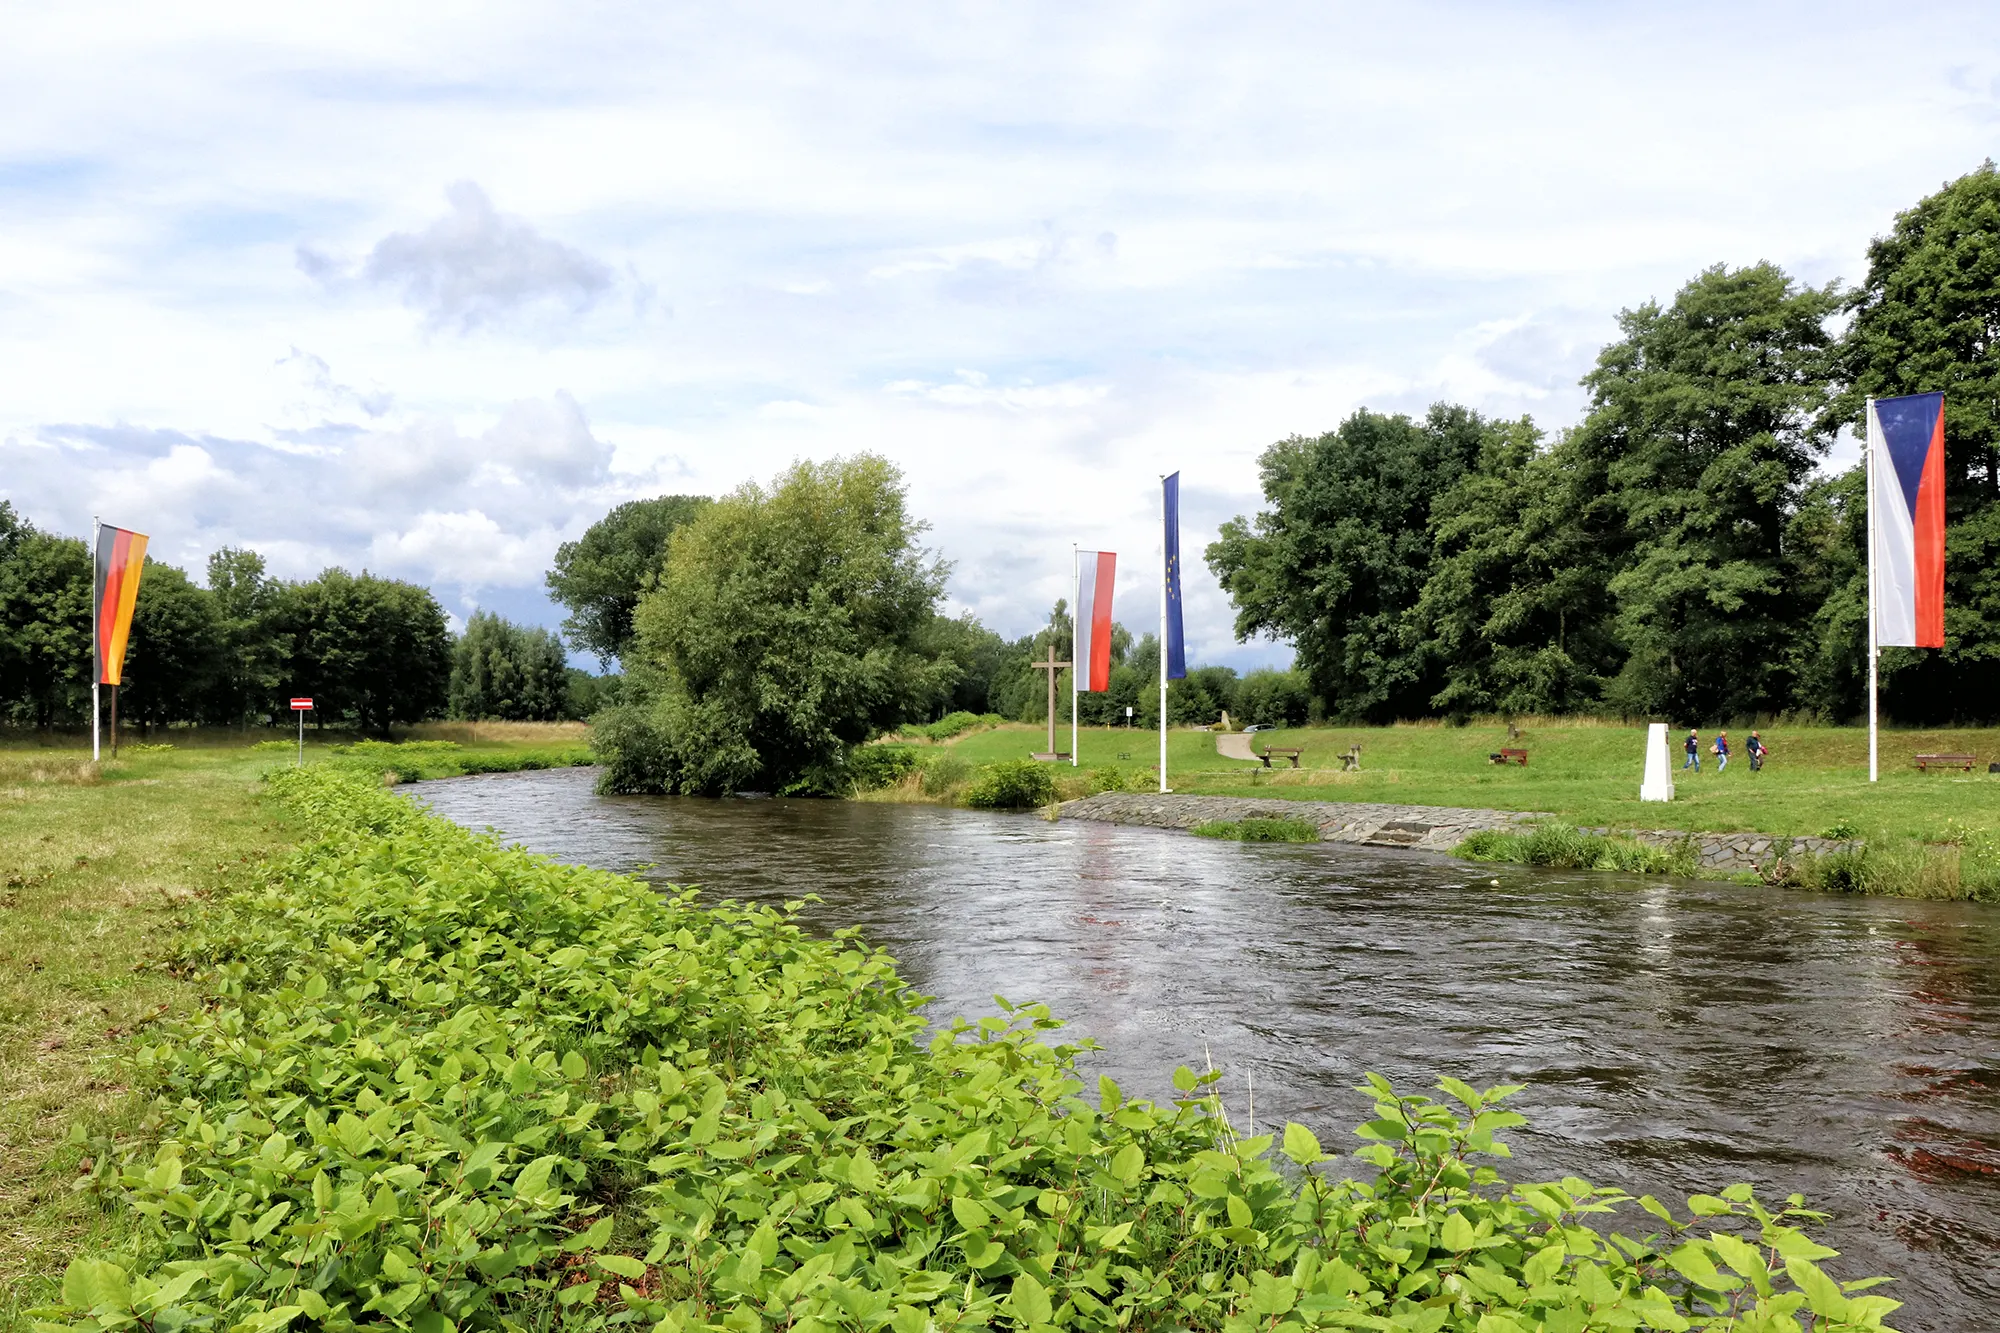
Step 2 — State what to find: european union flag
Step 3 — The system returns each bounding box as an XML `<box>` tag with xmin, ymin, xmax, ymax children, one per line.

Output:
<box><xmin>1163</xmin><ymin>471</ymin><xmax>1186</xmax><ymax>679</ymax></box>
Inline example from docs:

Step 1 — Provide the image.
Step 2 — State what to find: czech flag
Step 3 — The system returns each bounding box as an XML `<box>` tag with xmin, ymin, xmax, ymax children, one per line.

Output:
<box><xmin>1074</xmin><ymin>550</ymin><xmax>1116</xmax><ymax>691</ymax></box>
<box><xmin>1868</xmin><ymin>393</ymin><xmax>1945</xmax><ymax>648</ymax></box>
<box><xmin>94</xmin><ymin>524</ymin><xmax>149</xmax><ymax>685</ymax></box>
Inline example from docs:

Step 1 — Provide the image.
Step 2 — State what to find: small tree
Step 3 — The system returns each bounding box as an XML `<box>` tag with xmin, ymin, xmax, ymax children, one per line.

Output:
<box><xmin>449</xmin><ymin>611</ymin><xmax>571</xmax><ymax>721</ymax></box>
<box><xmin>602</xmin><ymin>455</ymin><xmax>955</xmax><ymax>794</ymax></box>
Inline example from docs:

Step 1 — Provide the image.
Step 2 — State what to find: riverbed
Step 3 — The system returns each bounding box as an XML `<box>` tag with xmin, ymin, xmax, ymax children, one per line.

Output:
<box><xmin>412</xmin><ymin>766</ymin><xmax>1999</xmax><ymax>1331</ymax></box>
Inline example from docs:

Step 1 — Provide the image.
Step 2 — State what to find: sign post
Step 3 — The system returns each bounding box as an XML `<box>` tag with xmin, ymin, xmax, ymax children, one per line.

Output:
<box><xmin>290</xmin><ymin>698</ymin><xmax>313</xmax><ymax>766</ymax></box>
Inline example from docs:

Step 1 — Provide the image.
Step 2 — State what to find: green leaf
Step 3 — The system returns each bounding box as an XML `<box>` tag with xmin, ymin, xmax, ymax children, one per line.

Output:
<box><xmin>597</xmin><ymin>1254</ymin><xmax>647</xmax><ymax>1279</ymax></box>
<box><xmin>61</xmin><ymin>1259</ymin><xmax>131</xmax><ymax>1312</ymax></box>
<box><xmin>1009</xmin><ymin>1272</ymin><xmax>1053</xmax><ymax>1327</ymax></box>
<box><xmin>564</xmin><ymin>1216</ymin><xmax>615</xmax><ymax>1252</ymax></box>
<box><xmin>1110</xmin><ymin>1143</ymin><xmax>1145</xmax><ymax>1185</ymax></box>
<box><xmin>1439</xmin><ymin>1211</ymin><xmax>1477</xmax><ymax>1251</ymax></box>
<box><xmin>951</xmin><ymin>1195</ymin><xmax>989</xmax><ymax>1229</ymax></box>
<box><xmin>1281</xmin><ymin>1122</ymin><xmax>1325</xmax><ymax>1165</ymax></box>
<box><xmin>1665</xmin><ymin>1242</ymin><xmax>1737</xmax><ymax>1291</ymax></box>
<box><xmin>1784</xmin><ymin>1257</ymin><xmax>1849</xmax><ymax>1318</ymax></box>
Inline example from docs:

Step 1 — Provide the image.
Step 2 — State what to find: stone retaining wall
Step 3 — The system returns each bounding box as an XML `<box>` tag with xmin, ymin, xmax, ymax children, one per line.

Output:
<box><xmin>1059</xmin><ymin>792</ymin><xmax>1860</xmax><ymax>876</ymax></box>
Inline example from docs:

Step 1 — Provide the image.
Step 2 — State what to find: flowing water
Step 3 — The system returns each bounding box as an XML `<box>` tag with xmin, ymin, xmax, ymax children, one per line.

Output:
<box><xmin>412</xmin><ymin>767</ymin><xmax>2000</xmax><ymax>1331</ymax></box>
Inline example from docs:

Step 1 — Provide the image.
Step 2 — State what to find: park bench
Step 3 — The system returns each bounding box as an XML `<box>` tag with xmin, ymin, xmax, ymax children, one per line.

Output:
<box><xmin>1260</xmin><ymin>746</ymin><xmax>1303</xmax><ymax>769</ymax></box>
<box><xmin>1488</xmin><ymin>748</ymin><xmax>1529</xmax><ymax>766</ymax></box>
<box><xmin>1914</xmin><ymin>752</ymin><xmax>1976</xmax><ymax>773</ymax></box>
<box><xmin>1339</xmin><ymin>743</ymin><xmax>1363</xmax><ymax>771</ymax></box>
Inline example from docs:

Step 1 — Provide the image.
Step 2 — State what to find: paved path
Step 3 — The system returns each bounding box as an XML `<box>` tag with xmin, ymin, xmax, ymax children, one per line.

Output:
<box><xmin>1214</xmin><ymin>731</ymin><xmax>1259</xmax><ymax>762</ymax></box>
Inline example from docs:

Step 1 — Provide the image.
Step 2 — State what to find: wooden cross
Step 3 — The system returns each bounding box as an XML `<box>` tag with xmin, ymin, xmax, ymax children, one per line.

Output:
<box><xmin>1031</xmin><ymin>645</ymin><xmax>1071</xmax><ymax>760</ymax></box>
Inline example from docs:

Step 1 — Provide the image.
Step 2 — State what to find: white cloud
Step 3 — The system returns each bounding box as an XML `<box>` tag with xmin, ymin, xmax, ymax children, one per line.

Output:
<box><xmin>1</xmin><ymin>0</ymin><xmax>1996</xmax><ymax>659</ymax></box>
<box><xmin>304</xmin><ymin>182</ymin><xmax>617</xmax><ymax>332</ymax></box>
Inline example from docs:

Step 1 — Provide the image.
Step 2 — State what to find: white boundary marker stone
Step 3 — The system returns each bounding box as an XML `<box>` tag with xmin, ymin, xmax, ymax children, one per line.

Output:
<box><xmin>1640</xmin><ymin>722</ymin><xmax>1675</xmax><ymax>802</ymax></box>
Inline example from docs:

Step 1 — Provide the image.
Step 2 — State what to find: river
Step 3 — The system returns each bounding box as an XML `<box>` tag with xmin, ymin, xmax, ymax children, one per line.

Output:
<box><xmin>412</xmin><ymin>767</ymin><xmax>1999</xmax><ymax>1331</ymax></box>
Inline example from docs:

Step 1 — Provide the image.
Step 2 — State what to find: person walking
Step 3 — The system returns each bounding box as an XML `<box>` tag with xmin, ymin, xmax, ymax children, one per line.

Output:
<box><xmin>1747</xmin><ymin>730</ymin><xmax>1767</xmax><ymax>772</ymax></box>
<box><xmin>1683</xmin><ymin>728</ymin><xmax>1701</xmax><ymax>772</ymax></box>
<box><xmin>1713</xmin><ymin>729</ymin><xmax>1730</xmax><ymax>773</ymax></box>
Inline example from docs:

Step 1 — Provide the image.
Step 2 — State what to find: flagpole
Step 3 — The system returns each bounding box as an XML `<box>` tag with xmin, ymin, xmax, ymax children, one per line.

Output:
<box><xmin>1070</xmin><ymin>544</ymin><xmax>1079</xmax><ymax>767</ymax></box>
<box><xmin>91</xmin><ymin>516</ymin><xmax>101</xmax><ymax>764</ymax></box>
<box><xmin>1866</xmin><ymin>398</ymin><xmax>1879</xmax><ymax>784</ymax></box>
<box><xmin>1158</xmin><ymin>477</ymin><xmax>1169</xmax><ymax>794</ymax></box>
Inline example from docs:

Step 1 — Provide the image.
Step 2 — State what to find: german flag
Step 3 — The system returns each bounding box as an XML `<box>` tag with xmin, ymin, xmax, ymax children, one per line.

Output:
<box><xmin>94</xmin><ymin>524</ymin><xmax>149</xmax><ymax>685</ymax></box>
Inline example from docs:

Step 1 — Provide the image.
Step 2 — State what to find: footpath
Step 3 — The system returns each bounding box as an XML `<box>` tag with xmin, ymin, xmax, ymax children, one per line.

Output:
<box><xmin>1059</xmin><ymin>791</ymin><xmax>1859</xmax><ymax>874</ymax></box>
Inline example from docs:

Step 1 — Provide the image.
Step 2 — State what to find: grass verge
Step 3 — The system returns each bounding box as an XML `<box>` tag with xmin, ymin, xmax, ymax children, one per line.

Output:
<box><xmin>1191</xmin><ymin>817</ymin><xmax>1321</xmax><ymax>843</ymax></box>
<box><xmin>28</xmin><ymin>767</ymin><xmax>1902</xmax><ymax>1332</ymax></box>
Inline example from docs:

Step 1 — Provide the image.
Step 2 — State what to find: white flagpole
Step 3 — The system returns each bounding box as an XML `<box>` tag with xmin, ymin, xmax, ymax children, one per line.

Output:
<box><xmin>1158</xmin><ymin>477</ymin><xmax>1169</xmax><ymax>793</ymax></box>
<box><xmin>1070</xmin><ymin>545</ymin><xmax>1079</xmax><ymax>767</ymax></box>
<box><xmin>1866</xmin><ymin>398</ymin><xmax>1879</xmax><ymax>784</ymax></box>
<box><xmin>91</xmin><ymin>516</ymin><xmax>101</xmax><ymax>764</ymax></box>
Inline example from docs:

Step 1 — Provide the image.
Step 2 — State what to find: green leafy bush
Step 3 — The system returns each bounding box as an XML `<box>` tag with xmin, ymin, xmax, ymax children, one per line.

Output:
<box><xmin>1821</xmin><ymin>819</ymin><xmax>1862</xmax><ymax>841</ymax></box>
<box><xmin>847</xmin><ymin>743</ymin><xmax>924</xmax><ymax>791</ymax></box>
<box><xmin>38</xmin><ymin>769</ymin><xmax>1901</xmax><ymax>1332</ymax></box>
<box><xmin>918</xmin><ymin>752</ymin><xmax>974</xmax><ymax>797</ymax></box>
<box><xmin>1192</xmin><ymin>816</ymin><xmax>1320</xmax><ymax>842</ymax></box>
<box><xmin>963</xmin><ymin>759</ymin><xmax>1059</xmax><ymax>808</ymax></box>
<box><xmin>1084</xmin><ymin>766</ymin><xmax>1136</xmax><ymax>796</ymax></box>
<box><xmin>915</xmin><ymin>711</ymin><xmax>989</xmax><ymax>742</ymax></box>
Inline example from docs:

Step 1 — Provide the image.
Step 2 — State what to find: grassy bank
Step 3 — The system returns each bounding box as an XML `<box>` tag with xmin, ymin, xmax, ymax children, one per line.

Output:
<box><xmin>902</xmin><ymin>721</ymin><xmax>2000</xmax><ymax>898</ymax></box>
<box><xmin>23</xmin><ymin>766</ymin><xmax>1903</xmax><ymax>1331</ymax></box>
<box><xmin>0</xmin><ymin>739</ymin><xmax>590</xmax><ymax>1318</ymax></box>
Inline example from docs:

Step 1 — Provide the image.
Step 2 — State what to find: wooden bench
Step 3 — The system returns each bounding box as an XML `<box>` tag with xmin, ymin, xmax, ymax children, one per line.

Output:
<box><xmin>1339</xmin><ymin>743</ymin><xmax>1362</xmax><ymax>772</ymax></box>
<box><xmin>1488</xmin><ymin>748</ymin><xmax>1528</xmax><ymax>766</ymax></box>
<box><xmin>1260</xmin><ymin>747</ymin><xmax>1303</xmax><ymax>769</ymax></box>
<box><xmin>1915</xmin><ymin>753</ymin><xmax>1976</xmax><ymax>773</ymax></box>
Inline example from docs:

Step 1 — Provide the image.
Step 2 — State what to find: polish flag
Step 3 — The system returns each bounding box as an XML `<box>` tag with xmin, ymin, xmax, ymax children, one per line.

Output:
<box><xmin>1074</xmin><ymin>551</ymin><xmax>1116</xmax><ymax>690</ymax></box>
<box><xmin>1869</xmin><ymin>393</ymin><xmax>1945</xmax><ymax>648</ymax></box>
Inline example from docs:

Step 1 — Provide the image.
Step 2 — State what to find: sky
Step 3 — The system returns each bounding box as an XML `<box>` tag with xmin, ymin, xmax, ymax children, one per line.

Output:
<box><xmin>3</xmin><ymin>2</ymin><xmax>1998</xmax><ymax>670</ymax></box>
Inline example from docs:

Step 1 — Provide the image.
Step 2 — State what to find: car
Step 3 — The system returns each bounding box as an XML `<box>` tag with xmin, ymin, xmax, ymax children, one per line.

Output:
<box><xmin>1243</xmin><ymin>723</ymin><xmax>1268</xmax><ymax>733</ymax></box>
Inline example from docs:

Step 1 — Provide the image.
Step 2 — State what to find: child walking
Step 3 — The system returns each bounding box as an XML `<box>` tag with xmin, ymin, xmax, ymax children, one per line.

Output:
<box><xmin>1683</xmin><ymin>728</ymin><xmax>1701</xmax><ymax>772</ymax></box>
<box><xmin>1713</xmin><ymin>730</ymin><xmax>1730</xmax><ymax>772</ymax></box>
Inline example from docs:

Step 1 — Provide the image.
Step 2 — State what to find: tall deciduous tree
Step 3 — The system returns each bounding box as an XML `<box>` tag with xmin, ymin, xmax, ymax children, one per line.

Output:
<box><xmin>122</xmin><ymin>561</ymin><xmax>225</xmax><ymax>729</ymax></box>
<box><xmin>0</xmin><ymin>509</ymin><xmax>92</xmax><ymax>730</ymax></box>
<box><xmin>601</xmin><ymin>456</ymin><xmax>955</xmax><ymax>794</ymax></box>
<box><xmin>1834</xmin><ymin>161</ymin><xmax>2000</xmax><ymax>721</ymax></box>
<box><xmin>206</xmin><ymin>546</ymin><xmax>286</xmax><ymax>728</ymax></box>
<box><xmin>273</xmin><ymin>570</ymin><xmax>451</xmax><ymax>734</ymax></box>
<box><xmin>1577</xmin><ymin>262</ymin><xmax>1838</xmax><ymax>719</ymax></box>
<box><xmin>1206</xmin><ymin>405</ymin><xmax>1495</xmax><ymax>721</ymax></box>
<box><xmin>448</xmin><ymin>611</ymin><xmax>571</xmax><ymax>721</ymax></box>
<box><xmin>1413</xmin><ymin>419</ymin><xmax>1620</xmax><ymax>717</ymax></box>
<box><xmin>546</xmin><ymin>495</ymin><xmax>711</xmax><ymax>666</ymax></box>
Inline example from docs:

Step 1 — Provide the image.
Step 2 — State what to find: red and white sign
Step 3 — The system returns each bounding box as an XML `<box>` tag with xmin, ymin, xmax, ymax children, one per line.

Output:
<box><xmin>290</xmin><ymin>698</ymin><xmax>314</xmax><ymax>711</ymax></box>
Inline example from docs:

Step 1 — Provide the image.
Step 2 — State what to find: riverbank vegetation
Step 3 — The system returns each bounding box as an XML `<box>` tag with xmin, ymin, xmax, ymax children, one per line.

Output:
<box><xmin>22</xmin><ymin>764</ymin><xmax>1904</xmax><ymax>1331</ymax></box>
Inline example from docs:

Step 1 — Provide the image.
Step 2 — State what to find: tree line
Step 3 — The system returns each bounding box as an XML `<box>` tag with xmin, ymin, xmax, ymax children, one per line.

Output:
<box><xmin>1209</xmin><ymin>163</ymin><xmax>2000</xmax><ymax>725</ymax></box>
<box><xmin>0</xmin><ymin>504</ymin><xmax>602</xmax><ymax>733</ymax></box>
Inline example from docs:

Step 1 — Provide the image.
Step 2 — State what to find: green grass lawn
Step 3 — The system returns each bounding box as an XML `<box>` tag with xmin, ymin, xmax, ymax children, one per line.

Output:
<box><xmin>938</xmin><ymin>719</ymin><xmax>2000</xmax><ymax>845</ymax></box>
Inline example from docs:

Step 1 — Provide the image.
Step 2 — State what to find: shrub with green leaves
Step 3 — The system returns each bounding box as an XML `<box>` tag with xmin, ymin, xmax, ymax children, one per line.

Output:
<box><xmin>38</xmin><ymin>769</ymin><xmax>1902</xmax><ymax>1332</ymax></box>
<box><xmin>963</xmin><ymin>759</ymin><xmax>1059</xmax><ymax>809</ymax></box>
<box><xmin>847</xmin><ymin>744</ymin><xmax>925</xmax><ymax>792</ymax></box>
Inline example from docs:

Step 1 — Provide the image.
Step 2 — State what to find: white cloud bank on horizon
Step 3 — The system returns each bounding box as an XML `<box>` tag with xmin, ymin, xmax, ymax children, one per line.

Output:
<box><xmin>2</xmin><ymin>1</ymin><xmax>1997</xmax><ymax>667</ymax></box>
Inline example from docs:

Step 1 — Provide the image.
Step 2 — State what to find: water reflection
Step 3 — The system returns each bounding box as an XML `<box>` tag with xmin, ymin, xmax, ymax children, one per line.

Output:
<box><xmin>413</xmin><ymin>767</ymin><xmax>2000</xmax><ymax>1332</ymax></box>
